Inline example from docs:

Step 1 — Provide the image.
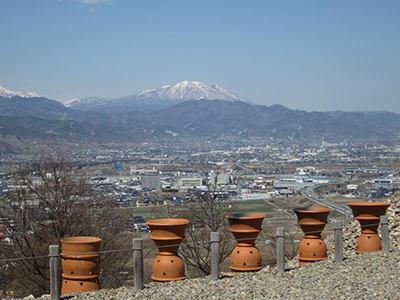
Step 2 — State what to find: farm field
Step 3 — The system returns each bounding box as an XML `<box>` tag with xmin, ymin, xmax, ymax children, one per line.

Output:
<box><xmin>123</xmin><ymin>198</ymin><xmax>299</xmax><ymax>220</ymax></box>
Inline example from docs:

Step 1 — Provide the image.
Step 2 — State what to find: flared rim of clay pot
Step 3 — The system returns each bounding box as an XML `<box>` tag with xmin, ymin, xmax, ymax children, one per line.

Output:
<box><xmin>61</xmin><ymin>236</ymin><xmax>102</xmax><ymax>244</ymax></box>
<box><xmin>151</xmin><ymin>275</ymin><xmax>186</xmax><ymax>282</ymax></box>
<box><xmin>60</xmin><ymin>253</ymin><xmax>100</xmax><ymax>259</ymax></box>
<box><xmin>62</xmin><ymin>274</ymin><xmax>99</xmax><ymax>280</ymax></box>
<box><xmin>225</xmin><ymin>212</ymin><xmax>266</xmax><ymax>220</ymax></box>
<box><xmin>294</xmin><ymin>206</ymin><xmax>332</xmax><ymax>214</ymax></box>
<box><xmin>146</xmin><ymin>218</ymin><xmax>189</xmax><ymax>226</ymax></box>
<box><xmin>347</xmin><ymin>201</ymin><xmax>391</xmax><ymax>208</ymax></box>
<box><xmin>230</xmin><ymin>266</ymin><xmax>263</xmax><ymax>272</ymax></box>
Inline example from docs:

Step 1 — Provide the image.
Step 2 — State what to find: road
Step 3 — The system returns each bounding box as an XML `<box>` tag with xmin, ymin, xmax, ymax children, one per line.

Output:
<box><xmin>301</xmin><ymin>185</ymin><xmax>353</xmax><ymax>217</ymax></box>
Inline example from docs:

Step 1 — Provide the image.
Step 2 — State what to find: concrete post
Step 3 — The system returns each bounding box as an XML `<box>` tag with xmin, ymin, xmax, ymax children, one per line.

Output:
<box><xmin>49</xmin><ymin>245</ymin><xmax>61</xmax><ymax>300</ymax></box>
<box><xmin>211</xmin><ymin>232</ymin><xmax>220</xmax><ymax>281</ymax></box>
<box><xmin>334</xmin><ymin>220</ymin><xmax>343</xmax><ymax>263</ymax></box>
<box><xmin>276</xmin><ymin>227</ymin><xmax>285</xmax><ymax>273</ymax></box>
<box><xmin>380</xmin><ymin>215</ymin><xmax>389</xmax><ymax>255</ymax></box>
<box><xmin>133</xmin><ymin>238</ymin><xmax>144</xmax><ymax>290</ymax></box>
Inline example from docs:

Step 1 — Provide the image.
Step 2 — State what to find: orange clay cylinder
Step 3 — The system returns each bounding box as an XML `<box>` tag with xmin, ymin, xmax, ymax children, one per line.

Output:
<box><xmin>295</xmin><ymin>207</ymin><xmax>331</xmax><ymax>266</ymax></box>
<box><xmin>60</xmin><ymin>236</ymin><xmax>101</xmax><ymax>295</ymax></box>
<box><xmin>146</xmin><ymin>218</ymin><xmax>189</xmax><ymax>282</ymax></box>
<box><xmin>347</xmin><ymin>202</ymin><xmax>390</xmax><ymax>254</ymax></box>
<box><xmin>226</xmin><ymin>212</ymin><xmax>265</xmax><ymax>272</ymax></box>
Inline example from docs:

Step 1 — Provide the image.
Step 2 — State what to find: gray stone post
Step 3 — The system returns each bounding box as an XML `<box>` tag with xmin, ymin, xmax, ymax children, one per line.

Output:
<box><xmin>133</xmin><ymin>238</ymin><xmax>144</xmax><ymax>290</ymax></box>
<box><xmin>211</xmin><ymin>232</ymin><xmax>220</xmax><ymax>280</ymax></box>
<box><xmin>380</xmin><ymin>215</ymin><xmax>389</xmax><ymax>254</ymax></box>
<box><xmin>49</xmin><ymin>245</ymin><xmax>61</xmax><ymax>300</ymax></box>
<box><xmin>334</xmin><ymin>220</ymin><xmax>343</xmax><ymax>263</ymax></box>
<box><xmin>276</xmin><ymin>227</ymin><xmax>285</xmax><ymax>273</ymax></box>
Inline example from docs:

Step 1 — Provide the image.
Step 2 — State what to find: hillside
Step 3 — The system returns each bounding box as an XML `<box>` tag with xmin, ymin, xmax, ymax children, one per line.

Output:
<box><xmin>1</xmin><ymin>96</ymin><xmax>400</xmax><ymax>145</ymax></box>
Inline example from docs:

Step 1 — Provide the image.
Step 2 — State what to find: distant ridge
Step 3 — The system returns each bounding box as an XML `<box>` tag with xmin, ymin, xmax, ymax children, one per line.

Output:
<box><xmin>2</xmin><ymin>95</ymin><xmax>400</xmax><ymax>144</ymax></box>
<box><xmin>64</xmin><ymin>81</ymin><xmax>252</xmax><ymax>112</ymax></box>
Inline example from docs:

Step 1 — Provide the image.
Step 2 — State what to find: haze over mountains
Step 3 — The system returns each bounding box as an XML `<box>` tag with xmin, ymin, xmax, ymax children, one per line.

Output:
<box><xmin>0</xmin><ymin>82</ymin><xmax>400</xmax><ymax>146</ymax></box>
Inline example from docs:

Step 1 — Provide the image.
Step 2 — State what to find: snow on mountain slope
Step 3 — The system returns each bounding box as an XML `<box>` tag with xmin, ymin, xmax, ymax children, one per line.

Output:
<box><xmin>0</xmin><ymin>85</ymin><xmax>40</xmax><ymax>98</ymax></box>
<box><xmin>64</xmin><ymin>96</ymin><xmax>111</xmax><ymax>107</ymax></box>
<box><xmin>64</xmin><ymin>81</ymin><xmax>251</xmax><ymax>109</ymax></box>
<box><xmin>135</xmin><ymin>81</ymin><xmax>250</xmax><ymax>102</ymax></box>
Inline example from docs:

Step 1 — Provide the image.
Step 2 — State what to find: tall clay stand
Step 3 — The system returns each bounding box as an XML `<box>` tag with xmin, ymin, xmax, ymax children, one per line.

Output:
<box><xmin>295</xmin><ymin>207</ymin><xmax>331</xmax><ymax>266</ymax></box>
<box><xmin>226</xmin><ymin>212</ymin><xmax>265</xmax><ymax>272</ymax></box>
<box><xmin>147</xmin><ymin>218</ymin><xmax>189</xmax><ymax>282</ymax></box>
<box><xmin>347</xmin><ymin>202</ymin><xmax>390</xmax><ymax>253</ymax></box>
<box><xmin>60</xmin><ymin>236</ymin><xmax>101</xmax><ymax>295</ymax></box>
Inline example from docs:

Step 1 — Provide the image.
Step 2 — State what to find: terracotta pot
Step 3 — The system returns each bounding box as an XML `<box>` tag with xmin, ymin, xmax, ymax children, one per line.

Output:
<box><xmin>61</xmin><ymin>254</ymin><xmax>100</xmax><ymax>276</ymax></box>
<box><xmin>61</xmin><ymin>236</ymin><xmax>101</xmax><ymax>295</ymax></box>
<box><xmin>61</xmin><ymin>275</ymin><xmax>100</xmax><ymax>295</ymax></box>
<box><xmin>226</xmin><ymin>212</ymin><xmax>265</xmax><ymax>272</ymax></box>
<box><xmin>347</xmin><ymin>201</ymin><xmax>390</xmax><ymax>254</ymax></box>
<box><xmin>294</xmin><ymin>206</ymin><xmax>331</xmax><ymax>266</ymax></box>
<box><xmin>0</xmin><ymin>232</ymin><xmax>3</xmax><ymax>242</ymax></box>
<box><xmin>147</xmin><ymin>218</ymin><xmax>189</xmax><ymax>282</ymax></box>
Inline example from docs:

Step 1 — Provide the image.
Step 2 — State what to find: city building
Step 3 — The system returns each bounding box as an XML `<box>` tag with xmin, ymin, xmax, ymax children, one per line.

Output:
<box><xmin>141</xmin><ymin>171</ymin><xmax>161</xmax><ymax>190</ymax></box>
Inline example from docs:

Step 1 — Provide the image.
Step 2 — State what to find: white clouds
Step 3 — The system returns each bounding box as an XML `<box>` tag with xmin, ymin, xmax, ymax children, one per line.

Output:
<box><xmin>74</xmin><ymin>0</ymin><xmax>115</xmax><ymax>4</ymax></box>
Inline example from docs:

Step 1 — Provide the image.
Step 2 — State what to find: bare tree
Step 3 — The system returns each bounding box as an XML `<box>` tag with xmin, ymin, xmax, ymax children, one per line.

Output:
<box><xmin>258</xmin><ymin>225</ymin><xmax>300</xmax><ymax>262</ymax></box>
<box><xmin>156</xmin><ymin>170</ymin><xmax>237</xmax><ymax>277</ymax></box>
<box><xmin>0</xmin><ymin>153</ymin><xmax>131</xmax><ymax>297</ymax></box>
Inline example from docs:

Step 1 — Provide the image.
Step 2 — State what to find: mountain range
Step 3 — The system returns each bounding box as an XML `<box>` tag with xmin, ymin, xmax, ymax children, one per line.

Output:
<box><xmin>0</xmin><ymin>82</ymin><xmax>399</xmax><ymax>147</ymax></box>
<box><xmin>64</xmin><ymin>81</ymin><xmax>252</xmax><ymax>112</ymax></box>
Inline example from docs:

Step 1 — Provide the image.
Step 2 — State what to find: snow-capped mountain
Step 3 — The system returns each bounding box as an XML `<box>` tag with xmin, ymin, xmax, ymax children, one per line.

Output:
<box><xmin>64</xmin><ymin>81</ymin><xmax>252</xmax><ymax>112</ymax></box>
<box><xmin>0</xmin><ymin>85</ymin><xmax>40</xmax><ymax>98</ymax></box>
<box><xmin>64</xmin><ymin>96</ymin><xmax>110</xmax><ymax>107</ymax></box>
<box><xmin>134</xmin><ymin>81</ymin><xmax>250</xmax><ymax>102</ymax></box>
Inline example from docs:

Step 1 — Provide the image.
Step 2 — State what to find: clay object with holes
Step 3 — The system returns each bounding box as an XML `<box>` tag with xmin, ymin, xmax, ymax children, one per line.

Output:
<box><xmin>61</xmin><ymin>236</ymin><xmax>101</xmax><ymax>295</ymax></box>
<box><xmin>147</xmin><ymin>218</ymin><xmax>189</xmax><ymax>281</ymax></box>
<box><xmin>226</xmin><ymin>212</ymin><xmax>265</xmax><ymax>272</ymax></box>
<box><xmin>295</xmin><ymin>206</ymin><xmax>331</xmax><ymax>266</ymax></box>
<box><xmin>347</xmin><ymin>201</ymin><xmax>390</xmax><ymax>254</ymax></box>
<box><xmin>0</xmin><ymin>232</ymin><xmax>3</xmax><ymax>242</ymax></box>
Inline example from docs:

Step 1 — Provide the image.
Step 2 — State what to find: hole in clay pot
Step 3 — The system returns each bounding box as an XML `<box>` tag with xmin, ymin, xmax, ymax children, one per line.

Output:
<box><xmin>179</xmin><ymin>272</ymin><xmax>182</xmax><ymax>275</ymax></box>
<box><xmin>300</xmin><ymin>253</ymin><xmax>302</xmax><ymax>255</ymax></box>
<box><xmin>250</xmin><ymin>251</ymin><xmax>253</xmax><ymax>254</ymax></box>
<box><xmin>65</xmin><ymin>281</ymin><xmax>67</xmax><ymax>284</ymax></box>
<box><xmin>307</xmin><ymin>243</ymin><xmax>310</xmax><ymax>246</ymax></box>
<box><xmin>319</xmin><ymin>243</ymin><xmax>322</xmax><ymax>245</ymax></box>
<box><xmin>157</xmin><ymin>260</ymin><xmax>160</xmax><ymax>263</ymax></box>
<box><xmin>171</xmin><ymin>260</ymin><xmax>174</xmax><ymax>263</ymax></box>
<box><xmin>237</xmin><ymin>251</ymin><xmax>240</xmax><ymax>254</ymax></box>
<box><xmin>313</xmin><ymin>253</ymin><xmax>316</xmax><ymax>256</ymax></box>
<box><xmin>163</xmin><ymin>272</ymin><xmax>167</xmax><ymax>276</ymax></box>
<box><xmin>71</xmin><ymin>271</ymin><xmax>74</xmax><ymax>275</ymax></box>
<box><xmin>368</xmin><ymin>236</ymin><xmax>371</xmax><ymax>239</ymax></box>
<box><xmin>79</xmin><ymin>282</ymin><xmax>84</xmax><ymax>286</ymax></box>
<box><xmin>243</xmin><ymin>263</ymin><xmax>246</xmax><ymax>265</ymax></box>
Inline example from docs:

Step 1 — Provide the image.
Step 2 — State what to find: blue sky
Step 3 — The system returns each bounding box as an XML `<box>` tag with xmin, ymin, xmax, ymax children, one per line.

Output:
<box><xmin>1</xmin><ymin>0</ymin><xmax>400</xmax><ymax>113</ymax></box>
